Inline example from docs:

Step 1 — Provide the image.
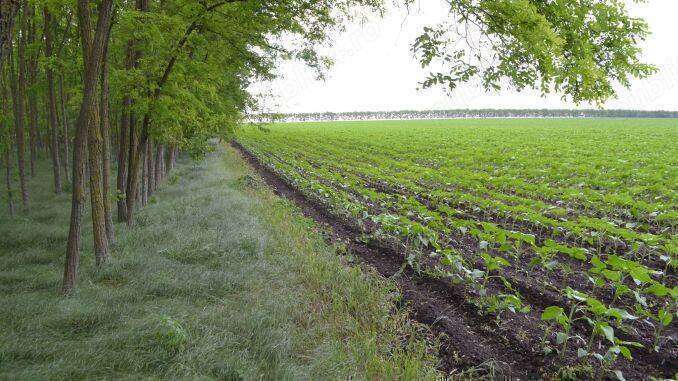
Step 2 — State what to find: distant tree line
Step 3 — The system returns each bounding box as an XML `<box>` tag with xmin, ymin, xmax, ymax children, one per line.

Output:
<box><xmin>272</xmin><ymin>109</ymin><xmax>678</xmax><ymax>122</ymax></box>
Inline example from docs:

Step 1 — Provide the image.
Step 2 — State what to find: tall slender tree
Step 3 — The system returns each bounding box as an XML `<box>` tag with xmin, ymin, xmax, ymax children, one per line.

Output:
<box><xmin>1</xmin><ymin>73</ymin><xmax>15</xmax><ymax>216</ymax></box>
<box><xmin>44</xmin><ymin>6</ymin><xmax>62</xmax><ymax>194</ymax></box>
<box><xmin>100</xmin><ymin>18</ymin><xmax>114</xmax><ymax>244</ymax></box>
<box><xmin>116</xmin><ymin>55</ymin><xmax>130</xmax><ymax>221</ymax></box>
<box><xmin>58</xmin><ymin>76</ymin><xmax>70</xmax><ymax>184</ymax></box>
<box><xmin>123</xmin><ymin>0</ymin><xmax>148</xmax><ymax>225</ymax></box>
<box><xmin>0</xmin><ymin>0</ymin><xmax>20</xmax><ymax>71</ymax></box>
<box><xmin>25</xmin><ymin>4</ymin><xmax>38</xmax><ymax>177</ymax></box>
<box><xmin>8</xmin><ymin>7</ymin><xmax>28</xmax><ymax>211</ymax></box>
<box><xmin>63</xmin><ymin>0</ymin><xmax>114</xmax><ymax>293</ymax></box>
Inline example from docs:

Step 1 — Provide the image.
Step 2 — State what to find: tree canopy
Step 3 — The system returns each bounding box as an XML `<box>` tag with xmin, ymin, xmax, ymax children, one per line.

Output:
<box><xmin>413</xmin><ymin>0</ymin><xmax>656</xmax><ymax>105</ymax></box>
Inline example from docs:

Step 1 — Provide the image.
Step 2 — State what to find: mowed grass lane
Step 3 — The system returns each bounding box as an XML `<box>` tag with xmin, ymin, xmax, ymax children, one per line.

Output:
<box><xmin>0</xmin><ymin>146</ymin><xmax>438</xmax><ymax>381</ymax></box>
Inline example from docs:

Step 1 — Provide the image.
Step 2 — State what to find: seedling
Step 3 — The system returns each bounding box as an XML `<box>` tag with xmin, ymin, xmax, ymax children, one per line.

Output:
<box><xmin>479</xmin><ymin>253</ymin><xmax>510</xmax><ymax>296</ymax></box>
<box><xmin>541</xmin><ymin>303</ymin><xmax>582</xmax><ymax>360</ymax></box>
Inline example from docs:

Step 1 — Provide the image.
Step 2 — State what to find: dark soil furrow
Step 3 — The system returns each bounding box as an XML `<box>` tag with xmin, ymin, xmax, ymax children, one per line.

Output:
<box><xmin>234</xmin><ymin>141</ymin><xmax>546</xmax><ymax>378</ymax></box>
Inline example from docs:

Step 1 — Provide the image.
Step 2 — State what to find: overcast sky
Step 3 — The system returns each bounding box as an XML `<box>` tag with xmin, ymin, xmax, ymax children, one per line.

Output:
<box><xmin>255</xmin><ymin>0</ymin><xmax>678</xmax><ymax>113</ymax></box>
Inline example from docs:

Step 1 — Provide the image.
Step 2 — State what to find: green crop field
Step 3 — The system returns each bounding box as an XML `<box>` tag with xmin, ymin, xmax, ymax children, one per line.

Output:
<box><xmin>238</xmin><ymin>118</ymin><xmax>677</xmax><ymax>379</ymax></box>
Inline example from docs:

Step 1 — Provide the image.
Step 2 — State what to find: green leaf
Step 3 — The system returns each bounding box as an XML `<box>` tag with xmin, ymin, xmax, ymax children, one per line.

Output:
<box><xmin>616</xmin><ymin>340</ymin><xmax>643</xmax><ymax>348</ymax></box>
<box><xmin>469</xmin><ymin>269</ymin><xmax>484</xmax><ymax>280</ymax></box>
<box><xmin>600</xmin><ymin>325</ymin><xmax>615</xmax><ymax>343</ymax></box>
<box><xmin>605</xmin><ymin>308</ymin><xmax>637</xmax><ymax>321</ymax></box>
<box><xmin>606</xmin><ymin>255</ymin><xmax>626</xmax><ymax>269</ymax></box>
<box><xmin>590</xmin><ymin>255</ymin><xmax>605</xmax><ymax>270</ymax></box>
<box><xmin>618</xmin><ymin>345</ymin><xmax>632</xmax><ymax>360</ymax></box>
<box><xmin>644</xmin><ymin>283</ymin><xmax>669</xmax><ymax>297</ymax></box>
<box><xmin>658</xmin><ymin>309</ymin><xmax>673</xmax><ymax>327</ymax></box>
<box><xmin>633</xmin><ymin>291</ymin><xmax>648</xmax><ymax>307</ymax></box>
<box><xmin>629</xmin><ymin>267</ymin><xmax>652</xmax><ymax>284</ymax></box>
<box><xmin>565</xmin><ymin>287</ymin><xmax>588</xmax><ymax>301</ymax></box>
<box><xmin>586</xmin><ymin>298</ymin><xmax>606</xmax><ymax>314</ymax></box>
<box><xmin>496</xmin><ymin>256</ymin><xmax>510</xmax><ymax>267</ymax></box>
<box><xmin>570</xmin><ymin>248</ymin><xmax>587</xmax><ymax>261</ymax></box>
<box><xmin>541</xmin><ymin>306</ymin><xmax>564</xmax><ymax>321</ymax></box>
<box><xmin>602</xmin><ymin>269</ymin><xmax>621</xmax><ymax>282</ymax></box>
<box><xmin>588</xmin><ymin>276</ymin><xmax>605</xmax><ymax>287</ymax></box>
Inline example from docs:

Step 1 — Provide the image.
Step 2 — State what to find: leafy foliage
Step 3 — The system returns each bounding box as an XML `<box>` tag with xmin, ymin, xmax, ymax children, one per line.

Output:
<box><xmin>411</xmin><ymin>0</ymin><xmax>656</xmax><ymax>105</ymax></box>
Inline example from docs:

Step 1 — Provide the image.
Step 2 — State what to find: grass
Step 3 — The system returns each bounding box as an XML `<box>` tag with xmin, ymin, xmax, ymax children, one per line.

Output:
<box><xmin>0</xmin><ymin>145</ymin><xmax>439</xmax><ymax>380</ymax></box>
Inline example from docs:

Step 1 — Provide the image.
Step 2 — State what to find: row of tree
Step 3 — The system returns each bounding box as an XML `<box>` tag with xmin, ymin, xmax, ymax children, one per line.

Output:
<box><xmin>0</xmin><ymin>0</ymin><xmax>657</xmax><ymax>294</ymax></box>
<box><xmin>0</xmin><ymin>0</ymin><xmax>382</xmax><ymax>293</ymax></box>
<box><xmin>273</xmin><ymin>109</ymin><xmax>678</xmax><ymax>122</ymax></box>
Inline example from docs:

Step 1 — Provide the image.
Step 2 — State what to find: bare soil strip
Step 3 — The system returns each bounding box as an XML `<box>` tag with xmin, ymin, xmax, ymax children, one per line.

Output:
<box><xmin>232</xmin><ymin>141</ymin><xmax>675</xmax><ymax>380</ymax></box>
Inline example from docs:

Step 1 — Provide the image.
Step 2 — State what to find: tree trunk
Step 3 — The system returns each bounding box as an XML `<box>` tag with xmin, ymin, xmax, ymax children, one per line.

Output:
<box><xmin>85</xmin><ymin>22</ymin><xmax>110</xmax><ymax>266</ymax></box>
<box><xmin>125</xmin><ymin>119</ymin><xmax>151</xmax><ymax>225</ymax></box>
<box><xmin>173</xmin><ymin>146</ymin><xmax>179</xmax><ymax>169</ymax></box>
<box><xmin>155</xmin><ymin>144</ymin><xmax>164</xmax><ymax>185</ymax></box>
<box><xmin>63</xmin><ymin>0</ymin><xmax>113</xmax><ymax>294</ymax></box>
<box><xmin>8</xmin><ymin>10</ymin><xmax>28</xmax><ymax>211</ymax></box>
<box><xmin>123</xmin><ymin>0</ymin><xmax>149</xmax><ymax>226</ymax></box>
<box><xmin>165</xmin><ymin>144</ymin><xmax>172</xmax><ymax>175</ymax></box>
<box><xmin>123</xmin><ymin>0</ymin><xmax>227</xmax><ymax>223</ymax></box>
<box><xmin>116</xmin><ymin>43</ymin><xmax>134</xmax><ymax>222</ymax></box>
<box><xmin>3</xmin><ymin>144</ymin><xmax>14</xmax><ymax>216</ymax></box>
<box><xmin>161</xmin><ymin>145</ymin><xmax>165</xmax><ymax>184</ymax></box>
<box><xmin>2</xmin><ymin>79</ymin><xmax>14</xmax><ymax>216</ymax></box>
<box><xmin>116</xmin><ymin>95</ymin><xmax>130</xmax><ymax>221</ymax></box>
<box><xmin>26</xmin><ymin>5</ymin><xmax>38</xmax><ymax>177</ymax></box>
<box><xmin>88</xmin><ymin>97</ymin><xmax>109</xmax><ymax>265</ymax></box>
<box><xmin>124</xmin><ymin>0</ymin><xmax>200</xmax><ymax>220</ymax></box>
<box><xmin>124</xmin><ymin>109</ymin><xmax>140</xmax><ymax>224</ymax></box>
<box><xmin>137</xmin><ymin>164</ymin><xmax>142</xmax><ymax>207</ymax></box>
<box><xmin>58</xmin><ymin>76</ymin><xmax>70</xmax><ymax>184</ymax></box>
<box><xmin>100</xmin><ymin>24</ymin><xmax>114</xmax><ymax>245</ymax></box>
<box><xmin>0</xmin><ymin>1</ymin><xmax>19</xmax><ymax>72</ymax></box>
<box><xmin>142</xmin><ymin>139</ymin><xmax>149</xmax><ymax>206</ymax></box>
<box><xmin>148</xmin><ymin>139</ymin><xmax>155</xmax><ymax>195</ymax></box>
<box><xmin>44</xmin><ymin>7</ymin><xmax>62</xmax><ymax>194</ymax></box>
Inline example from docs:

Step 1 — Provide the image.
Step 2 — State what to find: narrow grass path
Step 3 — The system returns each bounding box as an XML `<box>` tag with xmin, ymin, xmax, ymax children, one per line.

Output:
<box><xmin>0</xmin><ymin>146</ymin><xmax>438</xmax><ymax>380</ymax></box>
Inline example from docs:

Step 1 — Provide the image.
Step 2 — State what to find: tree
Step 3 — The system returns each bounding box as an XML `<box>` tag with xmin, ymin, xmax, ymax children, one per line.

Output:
<box><xmin>114</xmin><ymin>0</ymin><xmax>382</xmax><ymax>223</ymax></box>
<box><xmin>63</xmin><ymin>0</ymin><xmax>114</xmax><ymax>293</ymax></box>
<box><xmin>0</xmin><ymin>0</ymin><xmax>20</xmax><ymax>70</ymax></box>
<box><xmin>1</xmin><ymin>70</ymin><xmax>14</xmax><ymax>216</ymax></box>
<box><xmin>412</xmin><ymin>0</ymin><xmax>656</xmax><ymax>105</ymax></box>
<box><xmin>44</xmin><ymin>6</ymin><xmax>62</xmax><ymax>194</ymax></box>
<box><xmin>100</xmin><ymin>18</ymin><xmax>114</xmax><ymax>244</ymax></box>
<box><xmin>8</xmin><ymin>5</ymin><xmax>29</xmax><ymax>212</ymax></box>
<box><xmin>25</xmin><ymin>4</ymin><xmax>39</xmax><ymax>178</ymax></box>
